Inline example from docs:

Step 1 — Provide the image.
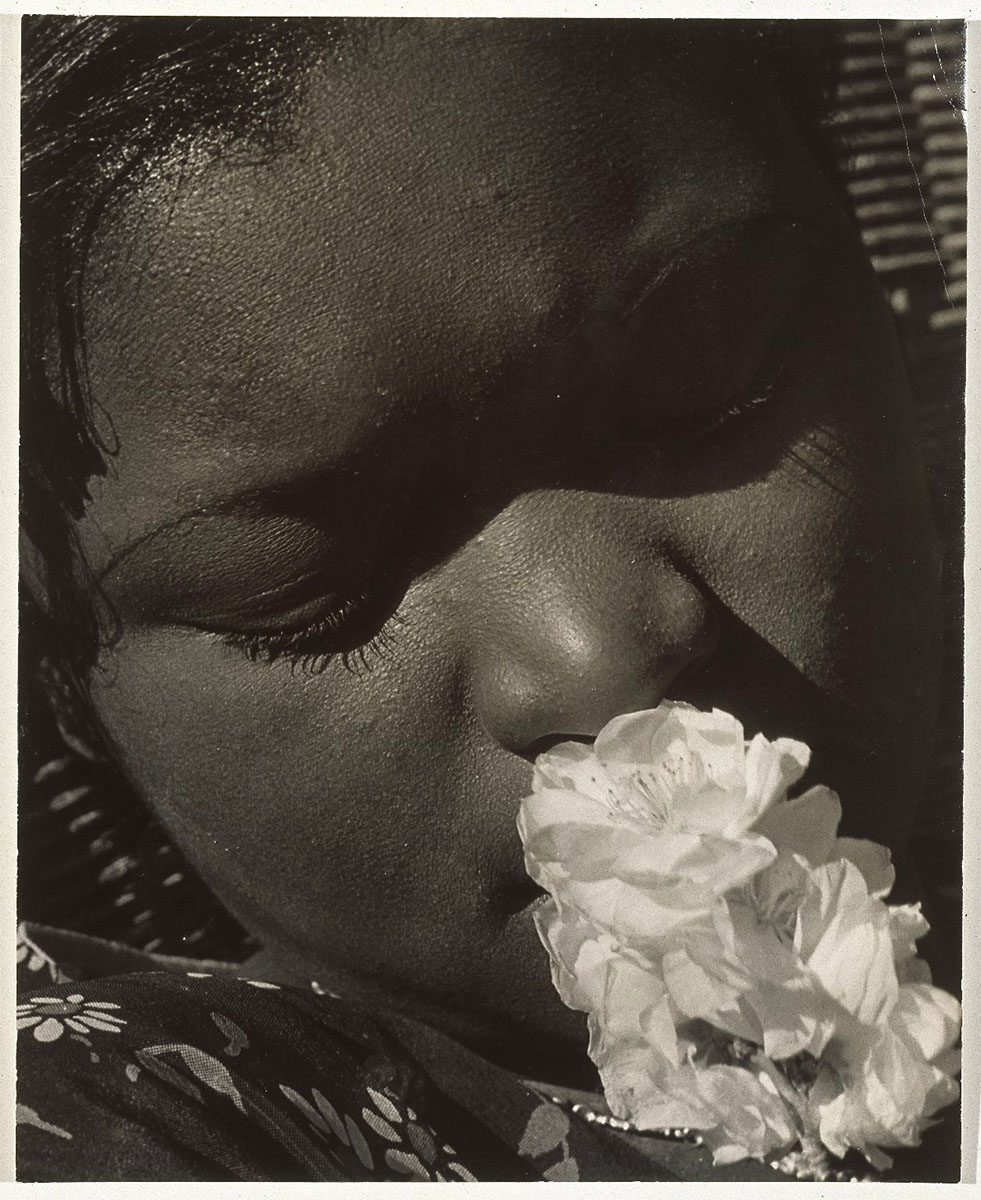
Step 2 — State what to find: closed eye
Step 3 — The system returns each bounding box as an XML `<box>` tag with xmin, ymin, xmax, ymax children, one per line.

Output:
<box><xmin>208</xmin><ymin>587</ymin><xmax>407</xmax><ymax>676</ymax></box>
<box><xmin>649</xmin><ymin>377</ymin><xmax>779</xmax><ymax>451</ymax></box>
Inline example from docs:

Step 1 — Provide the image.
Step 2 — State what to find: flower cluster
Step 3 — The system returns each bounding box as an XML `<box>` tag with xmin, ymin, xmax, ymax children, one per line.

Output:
<box><xmin>517</xmin><ymin>702</ymin><xmax>960</xmax><ymax>1172</ymax></box>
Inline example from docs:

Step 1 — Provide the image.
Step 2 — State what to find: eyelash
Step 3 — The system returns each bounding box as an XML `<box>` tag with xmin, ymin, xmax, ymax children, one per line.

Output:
<box><xmin>651</xmin><ymin>379</ymin><xmax>779</xmax><ymax>452</ymax></box>
<box><xmin>221</xmin><ymin>593</ymin><xmax>405</xmax><ymax>676</ymax></box>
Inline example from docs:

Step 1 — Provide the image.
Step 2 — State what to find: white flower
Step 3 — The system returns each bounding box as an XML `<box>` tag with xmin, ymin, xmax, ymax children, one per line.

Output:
<box><xmin>797</xmin><ymin>861</ymin><xmax>961</xmax><ymax>1168</ymax></box>
<box><xmin>753</xmin><ymin>785</ymin><xmax>895</xmax><ymax>896</ymax></box>
<box><xmin>17</xmin><ymin>993</ymin><xmax>125</xmax><ymax>1043</ymax></box>
<box><xmin>657</xmin><ymin>856</ymin><xmax>961</xmax><ymax>1167</ymax></box>
<box><xmin>518</xmin><ymin>703</ymin><xmax>808</xmax><ymax>945</ymax></box>
<box><xmin>520</xmin><ymin>701</ymin><xmax>961</xmax><ymax>1171</ymax></box>
<box><xmin>535</xmin><ymin>900</ymin><xmax>800</xmax><ymax>1160</ymax></box>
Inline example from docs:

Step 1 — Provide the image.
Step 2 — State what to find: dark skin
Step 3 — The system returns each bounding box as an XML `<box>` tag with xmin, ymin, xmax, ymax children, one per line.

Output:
<box><xmin>72</xmin><ymin>22</ymin><xmax>941</xmax><ymax>1083</ymax></box>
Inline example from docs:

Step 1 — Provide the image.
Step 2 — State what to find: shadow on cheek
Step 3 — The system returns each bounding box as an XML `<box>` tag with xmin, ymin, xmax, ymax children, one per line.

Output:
<box><xmin>667</xmin><ymin>601</ymin><xmax>935</xmax><ymax>850</ymax></box>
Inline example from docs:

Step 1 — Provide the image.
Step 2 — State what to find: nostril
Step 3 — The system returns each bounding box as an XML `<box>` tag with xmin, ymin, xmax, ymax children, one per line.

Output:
<box><xmin>521</xmin><ymin>732</ymin><xmax>594</xmax><ymax>763</ymax></box>
<box><xmin>489</xmin><ymin>877</ymin><xmax>547</xmax><ymax>917</ymax></box>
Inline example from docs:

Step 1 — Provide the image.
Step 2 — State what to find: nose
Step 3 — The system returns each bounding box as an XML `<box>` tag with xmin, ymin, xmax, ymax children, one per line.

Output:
<box><xmin>463</xmin><ymin>491</ymin><xmax>718</xmax><ymax>756</ymax></box>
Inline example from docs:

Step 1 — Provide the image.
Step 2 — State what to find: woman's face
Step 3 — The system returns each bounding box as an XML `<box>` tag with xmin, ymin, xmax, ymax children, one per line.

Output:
<box><xmin>76</xmin><ymin>23</ymin><xmax>941</xmax><ymax>1074</ymax></box>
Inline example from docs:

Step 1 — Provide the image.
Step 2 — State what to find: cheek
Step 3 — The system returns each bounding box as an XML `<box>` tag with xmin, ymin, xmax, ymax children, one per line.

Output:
<box><xmin>706</xmin><ymin>256</ymin><xmax>939</xmax><ymax>710</ymax></box>
<box><xmin>686</xmin><ymin>445</ymin><xmax>938</xmax><ymax>711</ymax></box>
<box><xmin>659</xmin><ymin>297</ymin><xmax>941</xmax><ymax>843</ymax></box>
<box><xmin>88</xmin><ymin>625</ymin><xmax>578</xmax><ymax>1045</ymax></box>
<box><xmin>89</xmin><ymin>629</ymin><xmax>490</xmax><ymax>963</ymax></box>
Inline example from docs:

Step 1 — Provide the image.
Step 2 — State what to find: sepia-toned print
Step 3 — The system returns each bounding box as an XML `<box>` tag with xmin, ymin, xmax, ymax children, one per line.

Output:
<box><xmin>17</xmin><ymin>17</ymin><xmax>966</xmax><ymax>1181</ymax></box>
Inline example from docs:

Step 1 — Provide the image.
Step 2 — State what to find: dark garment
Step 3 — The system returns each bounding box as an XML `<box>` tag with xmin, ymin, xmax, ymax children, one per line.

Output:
<box><xmin>16</xmin><ymin>923</ymin><xmax>959</xmax><ymax>1182</ymax></box>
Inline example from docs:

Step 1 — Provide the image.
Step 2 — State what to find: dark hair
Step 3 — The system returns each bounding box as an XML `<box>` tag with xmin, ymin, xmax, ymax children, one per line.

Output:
<box><xmin>19</xmin><ymin>15</ymin><xmax>360</xmax><ymax>956</ymax></box>
<box><xmin>20</xmin><ymin>17</ymin><xmax>357</xmax><ymax>738</ymax></box>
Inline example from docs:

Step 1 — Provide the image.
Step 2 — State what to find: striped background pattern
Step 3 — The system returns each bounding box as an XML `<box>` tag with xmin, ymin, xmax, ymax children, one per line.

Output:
<box><xmin>827</xmin><ymin>22</ymin><xmax>964</xmax><ymax>987</ymax></box>
<box><xmin>18</xmin><ymin>20</ymin><xmax>967</xmax><ymax>964</ymax></box>
<box><xmin>832</xmin><ymin>21</ymin><xmax>966</xmax><ymax>483</ymax></box>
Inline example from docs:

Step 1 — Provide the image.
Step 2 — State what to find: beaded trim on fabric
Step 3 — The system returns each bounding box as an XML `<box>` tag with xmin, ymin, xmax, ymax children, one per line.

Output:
<box><xmin>544</xmin><ymin>1093</ymin><xmax>877</xmax><ymax>1183</ymax></box>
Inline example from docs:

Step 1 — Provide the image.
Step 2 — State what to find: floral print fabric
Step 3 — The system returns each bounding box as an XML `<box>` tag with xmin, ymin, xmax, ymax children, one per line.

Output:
<box><xmin>15</xmin><ymin>924</ymin><xmax>958</xmax><ymax>1182</ymax></box>
<box><xmin>18</xmin><ymin>992</ymin><xmax>125</xmax><ymax>1044</ymax></box>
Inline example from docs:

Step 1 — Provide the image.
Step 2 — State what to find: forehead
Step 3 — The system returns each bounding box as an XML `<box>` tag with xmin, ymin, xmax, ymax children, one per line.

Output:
<box><xmin>82</xmin><ymin>21</ymin><xmax>819</xmax><ymax>556</ymax></box>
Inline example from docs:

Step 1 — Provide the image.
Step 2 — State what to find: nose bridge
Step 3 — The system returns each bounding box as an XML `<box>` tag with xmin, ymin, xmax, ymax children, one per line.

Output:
<box><xmin>462</xmin><ymin>490</ymin><xmax>718</xmax><ymax>755</ymax></box>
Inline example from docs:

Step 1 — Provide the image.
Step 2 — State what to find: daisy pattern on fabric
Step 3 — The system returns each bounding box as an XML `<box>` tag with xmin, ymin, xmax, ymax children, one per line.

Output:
<box><xmin>18</xmin><ymin>993</ymin><xmax>125</xmax><ymax>1043</ymax></box>
<box><xmin>518</xmin><ymin>701</ymin><xmax>961</xmax><ymax>1176</ymax></box>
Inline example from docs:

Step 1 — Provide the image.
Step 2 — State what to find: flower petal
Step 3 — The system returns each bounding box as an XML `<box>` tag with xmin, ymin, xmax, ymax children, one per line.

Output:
<box><xmin>662</xmin><ymin>947</ymin><xmax>745</xmax><ymax>1027</ymax></box>
<box><xmin>752</xmin><ymin>786</ymin><xmax>841</xmax><ymax>862</ymax></box>
<box><xmin>532</xmin><ymin>740</ymin><xmax>616</xmax><ymax>805</ymax></box>
<box><xmin>592</xmin><ymin>707</ymin><xmax>676</xmax><ymax>775</ymax></box>
<box><xmin>833</xmin><ymin>837</ymin><xmax>895</xmax><ymax>899</ymax></box>
<box><xmin>694</xmin><ymin>1065</ymin><xmax>798</xmax><ymax>1162</ymax></box>
<box><xmin>518</xmin><ymin>788</ymin><xmax>617</xmax><ymax>846</ymax></box>
<box><xmin>889</xmin><ymin>983</ymin><xmax>961</xmax><ymax>1062</ymax></box>
<box><xmin>554</xmin><ymin>875</ymin><xmax>714</xmax><ymax>942</ymax></box>
<box><xmin>888</xmin><ymin>903</ymin><xmax>933</xmax><ymax>983</ymax></box>
<box><xmin>524</xmin><ymin>822</ymin><xmax>634</xmax><ymax>876</ymax></box>
<box><xmin>596</xmin><ymin>1040</ymin><xmax>712</xmax><ymax>1131</ymax></box>
<box><xmin>799</xmin><ymin>861</ymin><xmax>897</xmax><ymax>1025</ymax></box>
<box><xmin>743</xmin><ymin>734</ymin><xmax>810</xmax><ymax>822</ymax></box>
<box><xmin>613</xmin><ymin>832</ymin><xmax>776</xmax><ymax>895</ymax></box>
<box><xmin>596</xmin><ymin>705</ymin><xmax>748</xmax><ymax>814</ymax></box>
